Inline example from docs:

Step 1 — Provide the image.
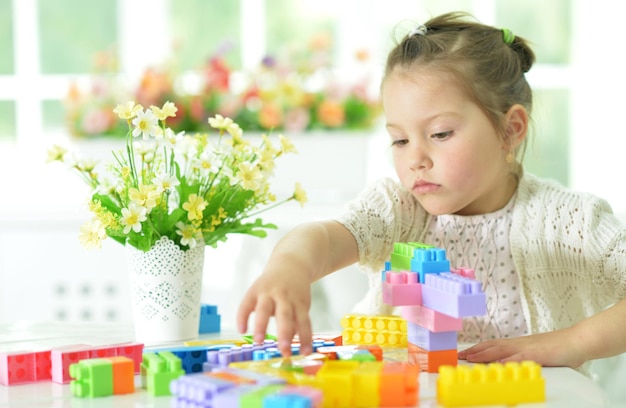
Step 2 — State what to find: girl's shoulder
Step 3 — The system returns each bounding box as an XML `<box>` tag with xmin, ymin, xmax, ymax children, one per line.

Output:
<box><xmin>518</xmin><ymin>172</ymin><xmax>613</xmax><ymax>213</ymax></box>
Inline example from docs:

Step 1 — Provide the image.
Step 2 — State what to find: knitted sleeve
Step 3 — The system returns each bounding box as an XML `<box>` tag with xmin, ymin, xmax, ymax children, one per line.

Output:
<box><xmin>511</xmin><ymin>174</ymin><xmax>626</xmax><ymax>335</ymax></box>
<box><xmin>335</xmin><ymin>177</ymin><xmax>429</xmax><ymax>271</ymax></box>
<box><xmin>334</xmin><ymin>178</ymin><xmax>429</xmax><ymax>315</ymax></box>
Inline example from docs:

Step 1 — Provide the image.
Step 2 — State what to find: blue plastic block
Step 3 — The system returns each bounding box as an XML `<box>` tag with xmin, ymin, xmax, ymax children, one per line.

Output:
<box><xmin>407</xmin><ymin>322</ymin><xmax>458</xmax><ymax>351</ymax></box>
<box><xmin>264</xmin><ymin>393</ymin><xmax>312</xmax><ymax>408</ymax></box>
<box><xmin>199</xmin><ymin>304</ymin><xmax>221</xmax><ymax>334</ymax></box>
<box><xmin>411</xmin><ymin>248</ymin><xmax>451</xmax><ymax>282</ymax></box>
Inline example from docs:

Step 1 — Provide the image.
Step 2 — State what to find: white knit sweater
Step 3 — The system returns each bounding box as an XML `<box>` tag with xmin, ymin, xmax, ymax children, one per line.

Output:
<box><xmin>336</xmin><ymin>173</ymin><xmax>626</xmax><ymax>338</ymax></box>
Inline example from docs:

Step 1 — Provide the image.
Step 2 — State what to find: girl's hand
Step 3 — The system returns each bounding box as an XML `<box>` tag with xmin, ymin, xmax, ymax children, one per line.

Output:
<box><xmin>458</xmin><ymin>328</ymin><xmax>587</xmax><ymax>369</ymax></box>
<box><xmin>236</xmin><ymin>265</ymin><xmax>313</xmax><ymax>357</ymax></box>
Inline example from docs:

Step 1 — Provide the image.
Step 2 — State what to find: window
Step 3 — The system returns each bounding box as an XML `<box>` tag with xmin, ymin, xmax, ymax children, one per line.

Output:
<box><xmin>0</xmin><ymin>0</ymin><xmax>605</xmax><ymax>200</ymax></box>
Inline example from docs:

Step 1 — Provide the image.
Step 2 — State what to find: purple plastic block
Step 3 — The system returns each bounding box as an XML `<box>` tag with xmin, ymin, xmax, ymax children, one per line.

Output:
<box><xmin>411</xmin><ymin>248</ymin><xmax>451</xmax><ymax>282</ymax></box>
<box><xmin>401</xmin><ymin>304</ymin><xmax>463</xmax><ymax>332</ymax></box>
<box><xmin>170</xmin><ymin>372</ymin><xmax>235</xmax><ymax>403</ymax></box>
<box><xmin>421</xmin><ymin>273</ymin><xmax>486</xmax><ymax>318</ymax></box>
<box><xmin>382</xmin><ymin>271</ymin><xmax>422</xmax><ymax>306</ymax></box>
<box><xmin>407</xmin><ymin>322</ymin><xmax>458</xmax><ymax>351</ymax></box>
<box><xmin>212</xmin><ymin>384</ymin><xmax>259</xmax><ymax>407</ymax></box>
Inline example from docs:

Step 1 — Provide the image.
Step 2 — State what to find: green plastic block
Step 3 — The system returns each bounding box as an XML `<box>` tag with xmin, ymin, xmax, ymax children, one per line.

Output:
<box><xmin>391</xmin><ymin>242</ymin><xmax>434</xmax><ymax>271</ymax></box>
<box><xmin>240</xmin><ymin>384</ymin><xmax>284</xmax><ymax>408</ymax></box>
<box><xmin>142</xmin><ymin>351</ymin><xmax>185</xmax><ymax>396</ymax></box>
<box><xmin>69</xmin><ymin>358</ymin><xmax>114</xmax><ymax>398</ymax></box>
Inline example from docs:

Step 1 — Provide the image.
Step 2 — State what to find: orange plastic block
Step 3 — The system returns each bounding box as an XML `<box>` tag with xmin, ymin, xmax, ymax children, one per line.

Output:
<box><xmin>407</xmin><ymin>343</ymin><xmax>458</xmax><ymax>373</ymax></box>
<box><xmin>108</xmin><ymin>356</ymin><xmax>135</xmax><ymax>394</ymax></box>
<box><xmin>379</xmin><ymin>362</ymin><xmax>419</xmax><ymax>407</ymax></box>
<box><xmin>437</xmin><ymin>361</ymin><xmax>545</xmax><ymax>406</ymax></box>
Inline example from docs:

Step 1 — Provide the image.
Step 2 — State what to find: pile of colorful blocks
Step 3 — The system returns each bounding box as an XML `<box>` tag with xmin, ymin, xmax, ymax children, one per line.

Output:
<box><xmin>383</xmin><ymin>242</ymin><xmax>487</xmax><ymax>372</ymax></box>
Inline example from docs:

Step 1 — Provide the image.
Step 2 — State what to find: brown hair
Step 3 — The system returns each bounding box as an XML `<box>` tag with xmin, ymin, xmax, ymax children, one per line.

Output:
<box><xmin>384</xmin><ymin>12</ymin><xmax>536</xmax><ymax>153</ymax></box>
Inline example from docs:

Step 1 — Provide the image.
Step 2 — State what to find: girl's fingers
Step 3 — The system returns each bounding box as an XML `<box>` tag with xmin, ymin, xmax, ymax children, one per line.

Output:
<box><xmin>252</xmin><ymin>295</ymin><xmax>275</xmax><ymax>345</ymax></box>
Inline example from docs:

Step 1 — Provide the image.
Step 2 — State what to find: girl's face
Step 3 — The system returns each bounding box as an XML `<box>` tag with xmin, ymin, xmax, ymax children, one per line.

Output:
<box><xmin>382</xmin><ymin>68</ymin><xmax>516</xmax><ymax>216</ymax></box>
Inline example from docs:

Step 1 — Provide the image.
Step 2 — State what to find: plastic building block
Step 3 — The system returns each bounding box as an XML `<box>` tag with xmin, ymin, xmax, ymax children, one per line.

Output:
<box><xmin>382</xmin><ymin>271</ymin><xmax>422</xmax><ymax>306</ymax></box>
<box><xmin>379</xmin><ymin>362</ymin><xmax>419</xmax><ymax>407</ymax></box>
<box><xmin>411</xmin><ymin>248</ymin><xmax>451</xmax><ymax>282</ymax></box>
<box><xmin>0</xmin><ymin>350</ymin><xmax>52</xmax><ymax>386</ymax></box>
<box><xmin>199</xmin><ymin>304</ymin><xmax>221</xmax><ymax>334</ymax></box>
<box><xmin>407</xmin><ymin>343</ymin><xmax>458</xmax><ymax>373</ymax></box>
<box><xmin>407</xmin><ymin>322</ymin><xmax>457</xmax><ymax>351</ymax></box>
<box><xmin>69</xmin><ymin>358</ymin><xmax>114</xmax><ymax>398</ymax></box>
<box><xmin>114</xmin><ymin>342</ymin><xmax>144</xmax><ymax>374</ymax></box>
<box><xmin>421</xmin><ymin>273</ymin><xmax>486</xmax><ymax>318</ymax></box>
<box><xmin>352</xmin><ymin>361</ymin><xmax>383</xmax><ymax>408</ymax></box>
<box><xmin>451</xmin><ymin>267</ymin><xmax>476</xmax><ymax>279</ymax></box>
<box><xmin>401</xmin><ymin>304</ymin><xmax>463</xmax><ymax>332</ymax></box>
<box><xmin>141</xmin><ymin>351</ymin><xmax>185</xmax><ymax>396</ymax></box>
<box><xmin>340</xmin><ymin>314</ymin><xmax>407</xmax><ymax>347</ymax></box>
<box><xmin>69</xmin><ymin>356</ymin><xmax>135</xmax><ymax>397</ymax></box>
<box><xmin>316</xmin><ymin>360</ymin><xmax>360</xmax><ymax>407</ymax></box>
<box><xmin>390</xmin><ymin>242</ymin><xmax>434</xmax><ymax>271</ymax></box>
<box><xmin>51</xmin><ymin>345</ymin><xmax>92</xmax><ymax>384</ymax></box>
<box><xmin>145</xmin><ymin>345</ymin><xmax>211</xmax><ymax>373</ymax></box>
<box><xmin>437</xmin><ymin>361</ymin><xmax>545</xmax><ymax>406</ymax></box>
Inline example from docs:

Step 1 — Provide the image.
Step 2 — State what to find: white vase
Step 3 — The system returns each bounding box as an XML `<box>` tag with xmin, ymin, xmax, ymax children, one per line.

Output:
<box><xmin>126</xmin><ymin>236</ymin><xmax>204</xmax><ymax>344</ymax></box>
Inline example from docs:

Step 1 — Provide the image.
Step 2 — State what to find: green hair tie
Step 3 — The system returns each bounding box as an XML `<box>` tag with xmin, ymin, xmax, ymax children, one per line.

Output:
<box><xmin>502</xmin><ymin>28</ymin><xmax>515</xmax><ymax>45</ymax></box>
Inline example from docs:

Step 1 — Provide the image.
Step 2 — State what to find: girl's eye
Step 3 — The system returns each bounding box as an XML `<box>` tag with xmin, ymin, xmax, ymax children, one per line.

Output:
<box><xmin>390</xmin><ymin>139</ymin><xmax>408</xmax><ymax>147</ymax></box>
<box><xmin>431</xmin><ymin>131</ymin><xmax>453</xmax><ymax>140</ymax></box>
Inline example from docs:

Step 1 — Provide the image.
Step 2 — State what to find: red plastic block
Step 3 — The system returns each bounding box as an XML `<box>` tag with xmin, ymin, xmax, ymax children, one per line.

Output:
<box><xmin>115</xmin><ymin>343</ymin><xmax>144</xmax><ymax>374</ymax></box>
<box><xmin>407</xmin><ymin>343</ymin><xmax>458</xmax><ymax>373</ymax></box>
<box><xmin>382</xmin><ymin>271</ymin><xmax>422</xmax><ymax>306</ymax></box>
<box><xmin>0</xmin><ymin>351</ymin><xmax>39</xmax><ymax>385</ymax></box>
<box><xmin>402</xmin><ymin>304</ymin><xmax>463</xmax><ymax>332</ymax></box>
<box><xmin>51</xmin><ymin>345</ymin><xmax>92</xmax><ymax>384</ymax></box>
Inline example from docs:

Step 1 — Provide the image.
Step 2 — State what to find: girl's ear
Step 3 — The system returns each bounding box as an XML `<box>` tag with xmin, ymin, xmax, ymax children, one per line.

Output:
<box><xmin>504</xmin><ymin>104</ymin><xmax>528</xmax><ymax>150</ymax></box>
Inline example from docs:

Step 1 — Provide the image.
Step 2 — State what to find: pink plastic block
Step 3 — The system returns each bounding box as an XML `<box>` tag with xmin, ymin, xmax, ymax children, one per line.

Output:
<box><xmin>422</xmin><ymin>273</ymin><xmax>486</xmax><ymax>318</ymax></box>
<box><xmin>451</xmin><ymin>267</ymin><xmax>476</xmax><ymax>280</ymax></box>
<box><xmin>382</xmin><ymin>271</ymin><xmax>422</xmax><ymax>306</ymax></box>
<box><xmin>401</xmin><ymin>304</ymin><xmax>463</xmax><ymax>332</ymax></box>
<box><xmin>51</xmin><ymin>345</ymin><xmax>92</xmax><ymax>384</ymax></box>
<box><xmin>115</xmin><ymin>343</ymin><xmax>144</xmax><ymax>374</ymax></box>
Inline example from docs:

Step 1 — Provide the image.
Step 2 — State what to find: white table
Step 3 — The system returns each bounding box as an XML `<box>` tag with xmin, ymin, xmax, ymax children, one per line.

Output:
<box><xmin>0</xmin><ymin>322</ymin><xmax>614</xmax><ymax>408</ymax></box>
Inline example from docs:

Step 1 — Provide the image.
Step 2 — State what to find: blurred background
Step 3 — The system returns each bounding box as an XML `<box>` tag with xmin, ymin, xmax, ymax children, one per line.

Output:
<box><xmin>1</xmin><ymin>0</ymin><xmax>625</xmax><ymax>404</ymax></box>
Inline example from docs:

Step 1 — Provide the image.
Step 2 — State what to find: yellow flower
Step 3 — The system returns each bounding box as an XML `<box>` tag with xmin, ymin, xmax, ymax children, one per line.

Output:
<box><xmin>128</xmin><ymin>184</ymin><xmax>160</xmax><ymax>211</ymax></box>
<box><xmin>151</xmin><ymin>101</ymin><xmax>178</xmax><ymax>121</ymax></box>
<box><xmin>208</xmin><ymin>114</ymin><xmax>243</xmax><ymax>139</ymax></box>
<box><xmin>113</xmin><ymin>101</ymin><xmax>142</xmax><ymax>120</ymax></box>
<box><xmin>79</xmin><ymin>218</ymin><xmax>107</xmax><ymax>249</ymax></box>
<box><xmin>293</xmin><ymin>182</ymin><xmax>308</xmax><ymax>207</ymax></box>
<box><xmin>183</xmin><ymin>194</ymin><xmax>208</xmax><ymax>221</ymax></box>
<box><xmin>278</xmin><ymin>134</ymin><xmax>298</xmax><ymax>154</ymax></box>
<box><xmin>236</xmin><ymin>162</ymin><xmax>262</xmax><ymax>191</ymax></box>
<box><xmin>46</xmin><ymin>145</ymin><xmax>68</xmax><ymax>163</ymax></box>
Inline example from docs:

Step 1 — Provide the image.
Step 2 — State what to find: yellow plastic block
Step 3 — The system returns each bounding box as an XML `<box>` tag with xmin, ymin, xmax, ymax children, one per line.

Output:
<box><xmin>316</xmin><ymin>360</ymin><xmax>360</xmax><ymax>408</ymax></box>
<box><xmin>340</xmin><ymin>314</ymin><xmax>407</xmax><ymax>347</ymax></box>
<box><xmin>437</xmin><ymin>361</ymin><xmax>545</xmax><ymax>406</ymax></box>
<box><xmin>352</xmin><ymin>361</ymin><xmax>383</xmax><ymax>408</ymax></box>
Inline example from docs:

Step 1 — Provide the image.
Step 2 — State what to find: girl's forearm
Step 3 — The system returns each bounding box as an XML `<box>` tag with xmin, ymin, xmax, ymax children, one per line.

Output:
<box><xmin>570</xmin><ymin>297</ymin><xmax>626</xmax><ymax>361</ymax></box>
<box><xmin>265</xmin><ymin>220</ymin><xmax>359</xmax><ymax>282</ymax></box>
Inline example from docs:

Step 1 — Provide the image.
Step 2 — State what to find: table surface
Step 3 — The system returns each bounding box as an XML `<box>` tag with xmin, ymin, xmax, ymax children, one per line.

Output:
<box><xmin>0</xmin><ymin>321</ymin><xmax>614</xmax><ymax>408</ymax></box>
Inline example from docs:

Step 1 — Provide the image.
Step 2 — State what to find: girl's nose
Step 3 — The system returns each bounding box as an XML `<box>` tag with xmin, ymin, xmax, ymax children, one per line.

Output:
<box><xmin>409</xmin><ymin>148</ymin><xmax>432</xmax><ymax>171</ymax></box>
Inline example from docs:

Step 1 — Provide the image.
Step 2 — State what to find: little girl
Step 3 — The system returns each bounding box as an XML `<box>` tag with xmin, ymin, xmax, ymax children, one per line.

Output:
<box><xmin>236</xmin><ymin>12</ymin><xmax>626</xmax><ymax>372</ymax></box>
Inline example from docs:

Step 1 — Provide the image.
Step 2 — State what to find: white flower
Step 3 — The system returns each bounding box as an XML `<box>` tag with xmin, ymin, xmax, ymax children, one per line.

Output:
<box><xmin>131</xmin><ymin>108</ymin><xmax>160</xmax><ymax>140</ymax></box>
<box><xmin>120</xmin><ymin>202</ymin><xmax>147</xmax><ymax>234</ymax></box>
<box><xmin>153</xmin><ymin>173</ymin><xmax>180</xmax><ymax>193</ymax></box>
<box><xmin>175</xmin><ymin>222</ymin><xmax>201</xmax><ymax>248</ymax></box>
<box><xmin>79</xmin><ymin>219</ymin><xmax>107</xmax><ymax>249</ymax></box>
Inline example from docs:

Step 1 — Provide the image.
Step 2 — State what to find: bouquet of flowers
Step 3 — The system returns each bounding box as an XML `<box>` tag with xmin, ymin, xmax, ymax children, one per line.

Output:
<box><xmin>48</xmin><ymin>101</ymin><xmax>307</xmax><ymax>251</ymax></box>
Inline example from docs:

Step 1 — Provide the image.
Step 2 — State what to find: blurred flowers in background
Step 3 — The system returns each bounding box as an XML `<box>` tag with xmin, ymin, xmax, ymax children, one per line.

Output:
<box><xmin>65</xmin><ymin>33</ymin><xmax>381</xmax><ymax>139</ymax></box>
